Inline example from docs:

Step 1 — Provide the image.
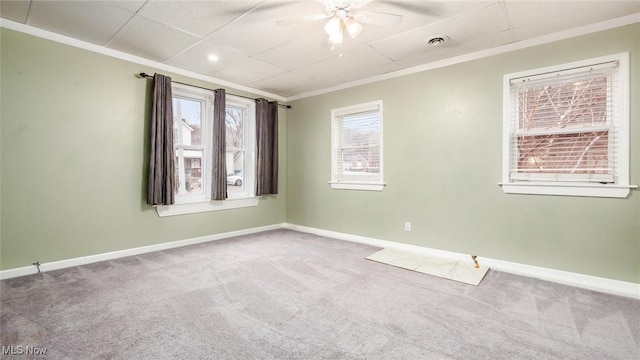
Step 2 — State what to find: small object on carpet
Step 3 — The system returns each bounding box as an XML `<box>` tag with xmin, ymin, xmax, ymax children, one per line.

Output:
<box><xmin>366</xmin><ymin>248</ymin><xmax>489</xmax><ymax>286</ymax></box>
<box><xmin>471</xmin><ymin>254</ymin><xmax>480</xmax><ymax>268</ymax></box>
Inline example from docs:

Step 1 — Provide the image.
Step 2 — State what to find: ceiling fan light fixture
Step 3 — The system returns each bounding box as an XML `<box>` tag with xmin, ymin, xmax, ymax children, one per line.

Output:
<box><xmin>328</xmin><ymin>28</ymin><xmax>344</xmax><ymax>44</ymax></box>
<box><xmin>324</xmin><ymin>16</ymin><xmax>342</xmax><ymax>36</ymax></box>
<box><xmin>344</xmin><ymin>17</ymin><xmax>363</xmax><ymax>38</ymax></box>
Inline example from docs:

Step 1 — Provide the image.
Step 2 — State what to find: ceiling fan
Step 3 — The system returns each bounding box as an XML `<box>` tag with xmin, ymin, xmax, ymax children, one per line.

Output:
<box><xmin>276</xmin><ymin>0</ymin><xmax>403</xmax><ymax>44</ymax></box>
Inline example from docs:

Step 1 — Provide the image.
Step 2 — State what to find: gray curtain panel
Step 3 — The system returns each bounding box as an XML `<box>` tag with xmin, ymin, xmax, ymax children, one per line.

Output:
<box><xmin>255</xmin><ymin>99</ymin><xmax>279</xmax><ymax>196</ymax></box>
<box><xmin>211</xmin><ymin>89</ymin><xmax>227</xmax><ymax>200</ymax></box>
<box><xmin>147</xmin><ymin>73</ymin><xmax>175</xmax><ymax>206</ymax></box>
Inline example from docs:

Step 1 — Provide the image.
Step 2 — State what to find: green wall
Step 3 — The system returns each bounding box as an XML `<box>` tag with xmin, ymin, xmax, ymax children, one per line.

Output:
<box><xmin>287</xmin><ymin>24</ymin><xmax>640</xmax><ymax>283</ymax></box>
<box><xmin>0</xmin><ymin>29</ymin><xmax>287</xmax><ymax>270</ymax></box>
<box><xmin>2</xmin><ymin>23</ymin><xmax>639</xmax><ymax>285</ymax></box>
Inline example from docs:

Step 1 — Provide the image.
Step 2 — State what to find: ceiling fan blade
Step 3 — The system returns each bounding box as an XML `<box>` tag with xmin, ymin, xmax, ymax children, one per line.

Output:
<box><xmin>276</xmin><ymin>13</ymin><xmax>331</xmax><ymax>27</ymax></box>
<box><xmin>354</xmin><ymin>10</ymin><xmax>402</xmax><ymax>26</ymax></box>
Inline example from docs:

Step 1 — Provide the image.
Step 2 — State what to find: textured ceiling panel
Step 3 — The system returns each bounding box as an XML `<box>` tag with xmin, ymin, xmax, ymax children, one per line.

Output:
<box><xmin>139</xmin><ymin>0</ymin><xmax>261</xmax><ymax>37</ymax></box>
<box><xmin>292</xmin><ymin>45</ymin><xmax>393</xmax><ymax>85</ymax></box>
<box><xmin>506</xmin><ymin>1</ymin><xmax>640</xmax><ymax>40</ymax></box>
<box><xmin>212</xmin><ymin>57</ymin><xmax>288</xmax><ymax>86</ymax></box>
<box><xmin>165</xmin><ymin>39</ymin><xmax>250</xmax><ymax>76</ymax></box>
<box><xmin>105</xmin><ymin>0</ymin><xmax>148</xmax><ymax>13</ymax></box>
<box><xmin>371</xmin><ymin>2</ymin><xmax>511</xmax><ymax>61</ymax></box>
<box><xmin>0</xmin><ymin>0</ymin><xmax>31</xmax><ymax>23</ymax></box>
<box><xmin>107</xmin><ymin>15</ymin><xmax>199</xmax><ymax>61</ymax></box>
<box><xmin>252</xmin><ymin>71</ymin><xmax>316</xmax><ymax>95</ymax></box>
<box><xmin>256</xmin><ymin>31</ymin><xmax>351</xmax><ymax>71</ymax></box>
<box><xmin>28</xmin><ymin>0</ymin><xmax>135</xmax><ymax>45</ymax></box>
<box><xmin>206</xmin><ymin>1</ymin><xmax>321</xmax><ymax>55</ymax></box>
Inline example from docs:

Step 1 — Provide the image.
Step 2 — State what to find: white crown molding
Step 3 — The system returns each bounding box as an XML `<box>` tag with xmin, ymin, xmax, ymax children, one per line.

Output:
<box><xmin>0</xmin><ymin>18</ymin><xmax>287</xmax><ymax>102</ymax></box>
<box><xmin>0</xmin><ymin>224</ymin><xmax>285</xmax><ymax>280</ymax></box>
<box><xmin>283</xmin><ymin>223</ymin><xmax>640</xmax><ymax>299</ymax></box>
<box><xmin>286</xmin><ymin>12</ymin><xmax>640</xmax><ymax>101</ymax></box>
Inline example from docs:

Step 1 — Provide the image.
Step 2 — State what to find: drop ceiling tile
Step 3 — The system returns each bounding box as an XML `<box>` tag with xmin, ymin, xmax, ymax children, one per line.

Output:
<box><xmin>277</xmin><ymin>81</ymin><xmax>329</xmax><ymax>98</ymax></box>
<box><xmin>505</xmin><ymin>1</ymin><xmax>640</xmax><ymax>40</ymax></box>
<box><xmin>105</xmin><ymin>0</ymin><xmax>147</xmax><ymax>13</ymax></box>
<box><xmin>371</xmin><ymin>2</ymin><xmax>511</xmax><ymax>61</ymax></box>
<box><xmin>256</xmin><ymin>31</ymin><xmax>362</xmax><ymax>71</ymax></box>
<box><xmin>505</xmin><ymin>1</ymin><xmax>640</xmax><ymax>31</ymax></box>
<box><xmin>0</xmin><ymin>1</ymin><xmax>31</xmax><ymax>23</ymax></box>
<box><xmin>252</xmin><ymin>72</ymin><xmax>315</xmax><ymax>96</ymax></box>
<box><xmin>390</xmin><ymin>29</ymin><xmax>514</xmax><ymax>70</ymax></box>
<box><xmin>212</xmin><ymin>57</ymin><xmax>287</xmax><ymax>86</ymax></box>
<box><xmin>138</xmin><ymin>0</ymin><xmax>261</xmax><ymax>37</ymax></box>
<box><xmin>292</xmin><ymin>45</ymin><xmax>393</xmax><ymax>85</ymax></box>
<box><xmin>108</xmin><ymin>15</ymin><xmax>200</xmax><ymax>62</ymax></box>
<box><xmin>353</xmin><ymin>0</ymin><xmax>495</xmax><ymax>43</ymax></box>
<box><xmin>165</xmin><ymin>39</ymin><xmax>250</xmax><ymax>76</ymax></box>
<box><xmin>206</xmin><ymin>1</ymin><xmax>322</xmax><ymax>55</ymax></box>
<box><xmin>28</xmin><ymin>0</ymin><xmax>136</xmax><ymax>45</ymax></box>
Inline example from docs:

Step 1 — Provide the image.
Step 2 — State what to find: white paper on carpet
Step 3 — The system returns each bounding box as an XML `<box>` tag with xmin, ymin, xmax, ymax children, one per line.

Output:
<box><xmin>366</xmin><ymin>248</ymin><xmax>489</xmax><ymax>286</ymax></box>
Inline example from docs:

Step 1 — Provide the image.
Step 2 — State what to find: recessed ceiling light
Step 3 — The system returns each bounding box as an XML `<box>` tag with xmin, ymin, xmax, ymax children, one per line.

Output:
<box><xmin>207</xmin><ymin>54</ymin><xmax>219</xmax><ymax>62</ymax></box>
<box><xmin>426</xmin><ymin>35</ymin><xmax>449</xmax><ymax>47</ymax></box>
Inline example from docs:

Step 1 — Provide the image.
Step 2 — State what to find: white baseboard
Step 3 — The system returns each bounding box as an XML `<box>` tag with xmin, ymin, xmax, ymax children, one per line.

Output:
<box><xmin>284</xmin><ymin>223</ymin><xmax>640</xmax><ymax>299</ymax></box>
<box><xmin>0</xmin><ymin>223</ymin><xmax>285</xmax><ymax>280</ymax></box>
<box><xmin>3</xmin><ymin>222</ymin><xmax>638</xmax><ymax>299</ymax></box>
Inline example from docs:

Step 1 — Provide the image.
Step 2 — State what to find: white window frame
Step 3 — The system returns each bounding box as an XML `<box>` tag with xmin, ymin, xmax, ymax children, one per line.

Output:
<box><xmin>225</xmin><ymin>96</ymin><xmax>256</xmax><ymax>200</ymax></box>
<box><xmin>329</xmin><ymin>100</ymin><xmax>385</xmax><ymax>191</ymax></box>
<box><xmin>156</xmin><ymin>84</ymin><xmax>258</xmax><ymax>217</ymax></box>
<box><xmin>500</xmin><ymin>53</ymin><xmax>635</xmax><ymax>198</ymax></box>
<box><xmin>172</xmin><ymin>86</ymin><xmax>211</xmax><ymax>204</ymax></box>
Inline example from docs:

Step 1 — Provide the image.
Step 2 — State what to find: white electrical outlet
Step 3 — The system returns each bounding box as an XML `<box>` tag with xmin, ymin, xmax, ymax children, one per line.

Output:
<box><xmin>404</xmin><ymin>222</ymin><xmax>411</xmax><ymax>231</ymax></box>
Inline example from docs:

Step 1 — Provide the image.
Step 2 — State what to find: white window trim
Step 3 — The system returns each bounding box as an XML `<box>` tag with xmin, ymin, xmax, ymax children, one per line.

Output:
<box><xmin>156</xmin><ymin>197</ymin><xmax>259</xmax><ymax>217</ymax></box>
<box><xmin>499</xmin><ymin>52</ymin><xmax>636</xmax><ymax>198</ymax></box>
<box><xmin>156</xmin><ymin>84</ymin><xmax>259</xmax><ymax>217</ymax></box>
<box><xmin>329</xmin><ymin>100</ymin><xmax>386</xmax><ymax>191</ymax></box>
<box><xmin>173</xmin><ymin>88</ymin><xmax>212</xmax><ymax>204</ymax></box>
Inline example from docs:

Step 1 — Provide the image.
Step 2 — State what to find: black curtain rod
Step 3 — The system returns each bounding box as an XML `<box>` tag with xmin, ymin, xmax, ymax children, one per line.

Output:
<box><xmin>137</xmin><ymin>72</ymin><xmax>291</xmax><ymax>109</ymax></box>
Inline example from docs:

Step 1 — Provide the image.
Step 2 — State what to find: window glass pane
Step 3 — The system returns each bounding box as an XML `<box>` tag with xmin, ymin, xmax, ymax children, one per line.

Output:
<box><xmin>227</xmin><ymin>151</ymin><xmax>245</xmax><ymax>192</ymax></box>
<box><xmin>518</xmin><ymin>76</ymin><xmax>609</xmax><ymax>132</ymax></box>
<box><xmin>173</xmin><ymin>98</ymin><xmax>202</xmax><ymax>146</ymax></box>
<box><xmin>183</xmin><ymin>149</ymin><xmax>203</xmax><ymax>194</ymax></box>
<box><xmin>517</xmin><ymin>131</ymin><xmax>609</xmax><ymax>175</ymax></box>
<box><xmin>226</xmin><ymin>106</ymin><xmax>243</xmax><ymax>150</ymax></box>
<box><xmin>226</xmin><ymin>106</ymin><xmax>245</xmax><ymax>193</ymax></box>
<box><xmin>339</xmin><ymin>111</ymin><xmax>381</xmax><ymax>179</ymax></box>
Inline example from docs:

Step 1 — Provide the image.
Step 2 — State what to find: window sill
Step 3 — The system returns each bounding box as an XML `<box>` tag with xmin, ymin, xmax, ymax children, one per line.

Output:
<box><xmin>156</xmin><ymin>197</ymin><xmax>259</xmax><ymax>217</ymax></box>
<box><xmin>329</xmin><ymin>181</ymin><xmax>386</xmax><ymax>191</ymax></box>
<box><xmin>499</xmin><ymin>182</ymin><xmax>637</xmax><ymax>198</ymax></box>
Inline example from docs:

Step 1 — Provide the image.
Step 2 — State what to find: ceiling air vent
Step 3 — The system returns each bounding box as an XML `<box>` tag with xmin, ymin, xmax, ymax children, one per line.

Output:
<box><xmin>426</xmin><ymin>35</ymin><xmax>448</xmax><ymax>47</ymax></box>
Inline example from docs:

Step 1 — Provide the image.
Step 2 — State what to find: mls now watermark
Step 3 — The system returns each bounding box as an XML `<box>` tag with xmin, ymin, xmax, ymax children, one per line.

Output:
<box><xmin>2</xmin><ymin>345</ymin><xmax>48</xmax><ymax>356</ymax></box>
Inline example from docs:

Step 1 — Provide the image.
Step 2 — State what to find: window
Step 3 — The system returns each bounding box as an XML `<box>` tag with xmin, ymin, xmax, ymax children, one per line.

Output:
<box><xmin>225</xmin><ymin>98</ymin><xmax>255</xmax><ymax>199</ymax></box>
<box><xmin>157</xmin><ymin>84</ymin><xmax>257</xmax><ymax>216</ymax></box>
<box><xmin>501</xmin><ymin>53</ymin><xmax>633</xmax><ymax>198</ymax></box>
<box><xmin>330</xmin><ymin>101</ymin><xmax>385</xmax><ymax>191</ymax></box>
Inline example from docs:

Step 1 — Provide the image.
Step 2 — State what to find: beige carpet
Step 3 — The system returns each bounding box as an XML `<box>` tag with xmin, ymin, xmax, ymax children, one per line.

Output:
<box><xmin>1</xmin><ymin>229</ymin><xmax>638</xmax><ymax>359</ymax></box>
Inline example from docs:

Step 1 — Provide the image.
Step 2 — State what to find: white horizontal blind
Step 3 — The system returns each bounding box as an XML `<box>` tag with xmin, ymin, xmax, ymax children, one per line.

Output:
<box><xmin>333</xmin><ymin>106</ymin><xmax>381</xmax><ymax>182</ymax></box>
<box><xmin>508</xmin><ymin>61</ymin><xmax>618</xmax><ymax>183</ymax></box>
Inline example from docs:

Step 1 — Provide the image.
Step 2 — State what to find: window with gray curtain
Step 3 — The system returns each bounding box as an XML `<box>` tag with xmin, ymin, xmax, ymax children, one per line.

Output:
<box><xmin>147</xmin><ymin>73</ymin><xmax>175</xmax><ymax>206</ymax></box>
<box><xmin>211</xmin><ymin>89</ymin><xmax>227</xmax><ymax>200</ymax></box>
<box><xmin>255</xmin><ymin>99</ymin><xmax>278</xmax><ymax>196</ymax></box>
